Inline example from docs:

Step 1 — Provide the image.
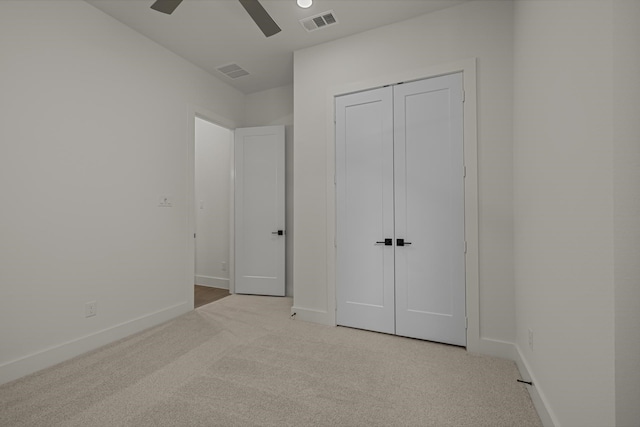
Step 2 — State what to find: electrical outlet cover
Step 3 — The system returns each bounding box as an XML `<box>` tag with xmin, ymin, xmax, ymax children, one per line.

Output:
<box><xmin>85</xmin><ymin>301</ymin><xmax>97</xmax><ymax>318</ymax></box>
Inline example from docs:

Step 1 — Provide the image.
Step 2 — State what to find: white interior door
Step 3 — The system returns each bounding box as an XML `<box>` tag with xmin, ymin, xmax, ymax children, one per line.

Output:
<box><xmin>335</xmin><ymin>87</ymin><xmax>395</xmax><ymax>334</ymax></box>
<box><xmin>234</xmin><ymin>125</ymin><xmax>285</xmax><ymax>296</ymax></box>
<box><xmin>335</xmin><ymin>73</ymin><xmax>466</xmax><ymax>346</ymax></box>
<box><xmin>394</xmin><ymin>73</ymin><xmax>466</xmax><ymax>346</ymax></box>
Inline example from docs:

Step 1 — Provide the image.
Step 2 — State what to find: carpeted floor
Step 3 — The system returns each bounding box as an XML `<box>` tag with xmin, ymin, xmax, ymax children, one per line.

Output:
<box><xmin>0</xmin><ymin>295</ymin><xmax>541</xmax><ymax>426</ymax></box>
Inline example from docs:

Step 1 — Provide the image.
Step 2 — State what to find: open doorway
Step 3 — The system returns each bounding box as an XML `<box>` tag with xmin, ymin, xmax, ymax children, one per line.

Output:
<box><xmin>194</xmin><ymin>117</ymin><xmax>232</xmax><ymax>307</ymax></box>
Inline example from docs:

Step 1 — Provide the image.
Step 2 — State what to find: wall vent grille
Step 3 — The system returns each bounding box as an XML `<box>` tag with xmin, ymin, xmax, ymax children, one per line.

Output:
<box><xmin>300</xmin><ymin>10</ymin><xmax>338</xmax><ymax>32</ymax></box>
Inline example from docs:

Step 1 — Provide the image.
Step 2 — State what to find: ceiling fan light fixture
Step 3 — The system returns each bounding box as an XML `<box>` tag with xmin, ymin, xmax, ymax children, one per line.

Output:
<box><xmin>297</xmin><ymin>0</ymin><xmax>312</xmax><ymax>9</ymax></box>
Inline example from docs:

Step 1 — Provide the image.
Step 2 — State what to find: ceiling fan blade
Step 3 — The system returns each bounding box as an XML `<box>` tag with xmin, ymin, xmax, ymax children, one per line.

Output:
<box><xmin>150</xmin><ymin>0</ymin><xmax>184</xmax><ymax>15</ymax></box>
<box><xmin>238</xmin><ymin>0</ymin><xmax>281</xmax><ymax>38</ymax></box>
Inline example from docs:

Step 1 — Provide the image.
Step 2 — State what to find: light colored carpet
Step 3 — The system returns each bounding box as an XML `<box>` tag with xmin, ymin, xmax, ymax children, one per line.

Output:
<box><xmin>0</xmin><ymin>295</ymin><xmax>541</xmax><ymax>426</ymax></box>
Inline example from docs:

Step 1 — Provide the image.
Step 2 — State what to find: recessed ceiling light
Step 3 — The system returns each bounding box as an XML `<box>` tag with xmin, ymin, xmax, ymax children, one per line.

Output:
<box><xmin>297</xmin><ymin>0</ymin><xmax>312</xmax><ymax>9</ymax></box>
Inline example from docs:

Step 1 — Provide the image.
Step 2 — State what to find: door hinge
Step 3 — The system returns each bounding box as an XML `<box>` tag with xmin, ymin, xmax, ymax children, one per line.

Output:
<box><xmin>194</xmin><ymin>233</ymin><xmax>196</xmax><ymax>238</ymax></box>
<box><xmin>462</xmin><ymin>89</ymin><xmax>466</xmax><ymax>103</ymax></box>
<box><xmin>464</xmin><ymin>241</ymin><xmax>467</xmax><ymax>253</ymax></box>
<box><xmin>465</xmin><ymin>317</ymin><xmax>468</xmax><ymax>329</ymax></box>
<box><xmin>463</xmin><ymin>165</ymin><xmax>466</xmax><ymax>178</ymax></box>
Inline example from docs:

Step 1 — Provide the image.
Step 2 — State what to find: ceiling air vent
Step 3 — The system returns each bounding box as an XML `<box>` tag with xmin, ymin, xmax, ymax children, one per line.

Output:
<box><xmin>300</xmin><ymin>10</ymin><xmax>338</xmax><ymax>32</ymax></box>
<box><xmin>216</xmin><ymin>63</ymin><xmax>249</xmax><ymax>79</ymax></box>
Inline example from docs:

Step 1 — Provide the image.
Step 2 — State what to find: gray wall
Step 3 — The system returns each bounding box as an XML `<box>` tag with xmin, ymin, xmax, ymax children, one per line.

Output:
<box><xmin>0</xmin><ymin>0</ymin><xmax>245</xmax><ymax>384</ymax></box>
<box><xmin>195</xmin><ymin>118</ymin><xmax>231</xmax><ymax>289</ymax></box>
<box><xmin>513</xmin><ymin>0</ymin><xmax>639</xmax><ymax>425</ymax></box>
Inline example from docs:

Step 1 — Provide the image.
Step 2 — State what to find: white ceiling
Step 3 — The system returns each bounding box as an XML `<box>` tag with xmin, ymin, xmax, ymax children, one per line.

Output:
<box><xmin>86</xmin><ymin>0</ymin><xmax>467</xmax><ymax>94</ymax></box>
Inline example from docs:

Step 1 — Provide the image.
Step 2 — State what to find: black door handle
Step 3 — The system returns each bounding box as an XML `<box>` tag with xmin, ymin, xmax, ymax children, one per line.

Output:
<box><xmin>271</xmin><ymin>230</ymin><xmax>284</xmax><ymax>236</ymax></box>
<box><xmin>397</xmin><ymin>238</ymin><xmax>412</xmax><ymax>246</ymax></box>
<box><xmin>375</xmin><ymin>238</ymin><xmax>392</xmax><ymax>246</ymax></box>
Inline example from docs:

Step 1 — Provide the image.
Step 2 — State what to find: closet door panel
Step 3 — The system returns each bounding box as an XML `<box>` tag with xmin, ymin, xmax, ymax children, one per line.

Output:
<box><xmin>394</xmin><ymin>73</ymin><xmax>466</xmax><ymax>346</ymax></box>
<box><xmin>336</xmin><ymin>87</ymin><xmax>395</xmax><ymax>334</ymax></box>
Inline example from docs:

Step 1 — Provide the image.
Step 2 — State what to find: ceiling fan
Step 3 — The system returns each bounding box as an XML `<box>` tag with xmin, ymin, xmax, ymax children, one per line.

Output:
<box><xmin>150</xmin><ymin>0</ymin><xmax>281</xmax><ymax>37</ymax></box>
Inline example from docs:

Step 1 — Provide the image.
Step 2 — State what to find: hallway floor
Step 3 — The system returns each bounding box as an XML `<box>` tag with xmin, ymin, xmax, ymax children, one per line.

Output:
<box><xmin>194</xmin><ymin>285</ymin><xmax>229</xmax><ymax>308</ymax></box>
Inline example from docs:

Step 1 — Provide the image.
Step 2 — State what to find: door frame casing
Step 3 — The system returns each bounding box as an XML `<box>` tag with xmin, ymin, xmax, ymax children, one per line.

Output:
<box><xmin>334</xmin><ymin>72</ymin><xmax>466</xmax><ymax>345</ymax></box>
<box><xmin>187</xmin><ymin>106</ymin><xmax>240</xmax><ymax>307</ymax></box>
<box><xmin>325</xmin><ymin>58</ymin><xmax>498</xmax><ymax>355</ymax></box>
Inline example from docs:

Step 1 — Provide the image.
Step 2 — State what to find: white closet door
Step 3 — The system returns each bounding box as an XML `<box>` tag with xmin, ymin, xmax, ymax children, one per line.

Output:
<box><xmin>234</xmin><ymin>125</ymin><xmax>285</xmax><ymax>296</ymax></box>
<box><xmin>394</xmin><ymin>73</ymin><xmax>466</xmax><ymax>346</ymax></box>
<box><xmin>336</xmin><ymin>87</ymin><xmax>395</xmax><ymax>334</ymax></box>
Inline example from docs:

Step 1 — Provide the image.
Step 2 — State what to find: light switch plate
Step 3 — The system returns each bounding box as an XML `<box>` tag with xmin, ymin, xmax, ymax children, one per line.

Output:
<box><xmin>158</xmin><ymin>195</ymin><xmax>173</xmax><ymax>207</ymax></box>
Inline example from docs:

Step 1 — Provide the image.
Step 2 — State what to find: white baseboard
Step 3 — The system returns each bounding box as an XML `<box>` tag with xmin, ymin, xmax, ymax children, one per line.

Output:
<box><xmin>513</xmin><ymin>345</ymin><xmax>558</xmax><ymax>427</ymax></box>
<box><xmin>0</xmin><ymin>302</ymin><xmax>190</xmax><ymax>386</ymax></box>
<box><xmin>290</xmin><ymin>305</ymin><xmax>334</xmax><ymax>326</ymax></box>
<box><xmin>470</xmin><ymin>339</ymin><xmax>557</xmax><ymax>426</ymax></box>
<box><xmin>469</xmin><ymin>336</ymin><xmax>517</xmax><ymax>360</ymax></box>
<box><xmin>195</xmin><ymin>275</ymin><xmax>229</xmax><ymax>289</ymax></box>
